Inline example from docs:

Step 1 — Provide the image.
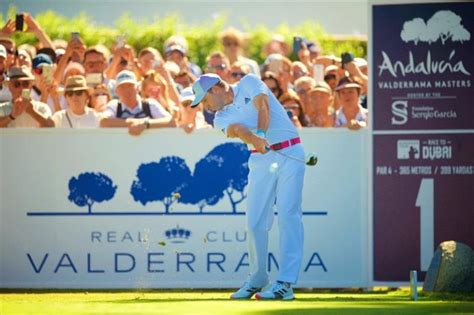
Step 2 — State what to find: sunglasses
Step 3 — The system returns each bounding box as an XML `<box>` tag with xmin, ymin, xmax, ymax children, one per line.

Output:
<box><xmin>66</xmin><ymin>90</ymin><xmax>86</xmax><ymax>97</ymax></box>
<box><xmin>224</xmin><ymin>42</ymin><xmax>239</xmax><ymax>47</ymax></box>
<box><xmin>231</xmin><ymin>72</ymin><xmax>246</xmax><ymax>78</ymax></box>
<box><xmin>206</xmin><ymin>64</ymin><xmax>227</xmax><ymax>72</ymax></box>
<box><xmin>13</xmin><ymin>81</ymin><xmax>31</xmax><ymax>88</ymax></box>
<box><xmin>324</xmin><ymin>74</ymin><xmax>337</xmax><ymax>81</ymax></box>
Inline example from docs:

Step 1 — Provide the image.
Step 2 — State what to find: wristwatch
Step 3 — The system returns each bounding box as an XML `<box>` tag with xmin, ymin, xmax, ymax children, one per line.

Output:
<box><xmin>144</xmin><ymin>118</ymin><xmax>151</xmax><ymax>129</ymax></box>
<box><xmin>9</xmin><ymin>114</ymin><xmax>16</xmax><ymax>120</ymax></box>
<box><xmin>255</xmin><ymin>129</ymin><xmax>266</xmax><ymax>138</ymax></box>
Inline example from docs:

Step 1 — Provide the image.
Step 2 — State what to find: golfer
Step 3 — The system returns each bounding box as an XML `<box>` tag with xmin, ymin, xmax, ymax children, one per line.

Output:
<box><xmin>191</xmin><ymin>73</ymin><xmax>305</xmax><ymax>300</ymax></box>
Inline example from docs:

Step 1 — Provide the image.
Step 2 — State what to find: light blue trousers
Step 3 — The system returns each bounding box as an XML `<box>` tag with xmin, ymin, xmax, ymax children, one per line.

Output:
<box><xmin>246</xmin><ymin>144</ymin><xmax>305</xmax><ymax>286</ymax></box>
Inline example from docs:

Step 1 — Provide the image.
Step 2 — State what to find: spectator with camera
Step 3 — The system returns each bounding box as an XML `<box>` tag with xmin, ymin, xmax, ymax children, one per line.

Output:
<box><xmin>52</xmin><ymin>75</ymin><xmax>100</xmax><ymax>128</ymax></box>
<box><xmin>220</xmin><ymin>27</ymin><xmax>260</xmax><ymax>78</ymax></box>
<box><xmin>100</xmin><ymin>70</ymin><xmax>176</xmax><ymax>135</ymax></box>
<box><xmin>0</xmin><ymin>66</ymin><xmax>53</xmax><ymax>127</ymax></box>
<box><xmin>30</xmin><ymin>53</ymin><xmax>61</xmax><ymax>113</ymax></box>
<box><xmin>279</xmin><ymin>91</ymin><xmax>309</xmax><ymax>128</ymax></box>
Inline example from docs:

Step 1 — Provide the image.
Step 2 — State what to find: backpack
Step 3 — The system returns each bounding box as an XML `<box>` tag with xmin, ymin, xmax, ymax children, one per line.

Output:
<box><xmin>116</xmin><ymin>101</ymin><xmax>153</xmax><ymax>118</ymax></box>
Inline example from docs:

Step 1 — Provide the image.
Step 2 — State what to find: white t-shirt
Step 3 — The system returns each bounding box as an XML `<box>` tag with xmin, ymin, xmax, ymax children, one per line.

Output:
<box><xmin>0</xmin><ymin>82</ymin><xmax>12</xmax><ymax>103</ymax></box>
<box><xmin>103</xmin><ymin>97</ymin><xmax>171</xmax><ymax>120</ymax></box>
<box><xmin>0</xmin><ymin>100</ymin><xmax>52</xmax><ymax>128</ymax></box>
<box><xmin>52</xmin><ymin>107</ymin><xmax>100</xmax><ymax>128</ymax></box>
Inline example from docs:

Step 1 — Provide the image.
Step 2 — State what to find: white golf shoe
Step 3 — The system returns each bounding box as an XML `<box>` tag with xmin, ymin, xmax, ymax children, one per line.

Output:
<box><xmin>230</xmin><ymin>281</ymin><xmax>265</xmax><ymax>299</ymax></box>
<box><xmin>255</xmin><ymin>281</ymin><xmax>294</xmax><ymax>300</ymax></box>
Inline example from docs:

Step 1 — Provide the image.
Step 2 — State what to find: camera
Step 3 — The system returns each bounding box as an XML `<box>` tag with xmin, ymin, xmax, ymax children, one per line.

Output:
<box><xmin>15</xmin><ymin>14</ymin><xmax>24</xmax><ymax>32</ymax></box>
<box><xmin>71</xmin><ymin>32</ymin><xmax>80</xmax><ymax>41</ymax></box>
<box><xmin>21</xmin><ymin>89</ymin><xmax>30</xmax><ymax>101</ymax></box>
<box><xmin>293</xmin><ymin>36</ymin><xmax>304</xmax><ymax>55</ymax></box>
<box><xmin>341</xmin><ymin>52</ymin><xmax>355</xmax><ymax>67</ymax></box>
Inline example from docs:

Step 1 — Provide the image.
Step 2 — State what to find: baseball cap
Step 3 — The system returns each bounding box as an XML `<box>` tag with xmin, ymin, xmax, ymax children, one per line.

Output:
<box><xmin>335</xmin><ymin>77</ymin><xmax>361</xmax><ymax>91</ymax></box>
<box><xmin>32</xmin><ymin>53</ymin><xmax>53</xmax><ymax>69</ymax></box>
<box><xmin>8</xmin><ymin>66</ymin><xmax>35</xmax><ymax>81</ymax></box>
<box><xmin>165</xmin><ymin>44</ymin><xmax>186</xmax><ymax>56</ymax></box>
<box><xmin>180</xmin><ymin>87</ymin><xmax>195</xmax><ymax>104</ymax></box>
<box><xmin>190</xmin><ymin>73</ymin><xmax>221</xmax><ymax>107</ymax></box>
<box><xmin>116</xmin><ymin>70</ymin><xmax>137</xmax><ymax>87</ymax></box>
<box><xmin>0</xmin><ymin>44</ymin><xmax>6</xmax><ymax>59</ymax></box>
<box><xmin>312</xmin><ymin>81</ymin><xmax>332</xmax><ymax>95</ymax></box>
<box><xmin>324</xmin><ymin>65</ymin><xmax>338</xmax><ymax>75</ymax></box>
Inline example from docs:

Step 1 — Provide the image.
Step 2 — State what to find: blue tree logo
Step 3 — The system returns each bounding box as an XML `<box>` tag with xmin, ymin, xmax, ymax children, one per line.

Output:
<box><xmin>130</xmin><ymin>156</ymin><xmax>192</xmax><ymax>213</ymax></box>
<box><xmin>179</xmin><ymin>155</ymin><xmax>226</xmax><ymax>212</ymax></box>
<box><xmin>68</xmin><ymin>172</ymin><xmax>117</xmax><ymax>213</ymax></box>
<box><xmin>179</xmin><ymin>143</ymin><xmax>249</xmax><ymax>212</ymax></box>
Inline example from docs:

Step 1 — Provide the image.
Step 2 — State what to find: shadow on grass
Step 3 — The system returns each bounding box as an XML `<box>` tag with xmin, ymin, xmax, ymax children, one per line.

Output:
<box><xmin>244</xmin><ymin>304</ymin><xmax>474</xmax><ymax>315</ymax></box>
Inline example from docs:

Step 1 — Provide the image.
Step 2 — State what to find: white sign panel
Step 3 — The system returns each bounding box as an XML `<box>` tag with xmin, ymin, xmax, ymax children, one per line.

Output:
<box><xmin>0</xmin><ymin>129</ymin><xmax>368</xmax><ymax>288</ymax></box>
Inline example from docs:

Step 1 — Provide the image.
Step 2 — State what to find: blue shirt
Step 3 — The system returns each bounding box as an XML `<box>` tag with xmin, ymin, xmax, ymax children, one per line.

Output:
<box><xmin>214</xmin><ymin>74</ymin><xmax>299</xmax><ymax>145</ymax></box>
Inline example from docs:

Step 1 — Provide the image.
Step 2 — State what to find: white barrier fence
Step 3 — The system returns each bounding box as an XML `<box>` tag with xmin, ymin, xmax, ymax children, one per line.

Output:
<box><xmin>0</xmin><ymin>128</ymin><xmax>369</xmax><ymax>288</ymax></box>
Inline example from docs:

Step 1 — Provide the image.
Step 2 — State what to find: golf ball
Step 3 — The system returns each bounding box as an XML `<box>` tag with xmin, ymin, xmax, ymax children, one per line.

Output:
<box><xmin>269</xmin><ymin>162</ymin><xmax>279</xmax><ymax>173</ymax></box>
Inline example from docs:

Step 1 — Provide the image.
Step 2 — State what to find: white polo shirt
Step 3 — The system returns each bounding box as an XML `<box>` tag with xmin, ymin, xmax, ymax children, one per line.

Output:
<box><xmin>213</xmin><ymin>74</ymin><xmax>298</xmax><ymax>145</ymax></box>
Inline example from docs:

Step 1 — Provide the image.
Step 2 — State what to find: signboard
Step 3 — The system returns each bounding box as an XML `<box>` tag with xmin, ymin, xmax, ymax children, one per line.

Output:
<box><xmin>373</xmin><ymin>133</ymin><xmax>474</xmax><ymax>281</ymax></box>
<box><xmin>0</xmin><ymin>129</ymin><xmax>369</xmax><ymax>288</ymax></box>
<box><xmin>371</xmin><ymin>1</ymin><xmax>474</xmax><ymax>282</ymax></box>
<box><xmin>373</xmin><ymin>2</ymin><xmax>474</xmax><ymax>131</ymax></box>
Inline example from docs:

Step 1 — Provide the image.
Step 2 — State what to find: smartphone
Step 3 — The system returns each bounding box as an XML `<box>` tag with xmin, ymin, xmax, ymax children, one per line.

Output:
<box><xmin>293</xmin><ymin>36</ymin><xmax>303</xmax><ymax>55</ymax></box>
<box><xmin>116</xmin><ymin>35</ymin><xmax>125</xmax><ymax>48</ymax></box>
<box><xmin>86</xmin><ymin>73</ymin><xmax>102</xmax><ymax>87</ymax></box>
<box><xmin>21</xmin><ymin>89</ymin><xmax>30</xmax><ymax>101</ymax></box>
<box><xmin>15</xmin><ymin>14</ymin><xmax>24</xmax><ymax>32</ymax></box>
<box><xmin>287</xmin><ymin>110</ymin><xmax>294</xmax><ymax>120</ymax></box>
<box><xmin>42</xmin><ymin>64</ymin><xmax>54</xmax><ymax>84</ymax></box>
<box><xmin>71</xmin><ymin>32</ymin><xmax>80</xmax><ymax>41</ymax></box>
<box><xmin>313</xmin><ymin>64</ymin><xmax>325</xmax><ymax>82</ymax></box>
<box><xmin>341</xmin><ymin>52</ymin><xmax>355</xmax><ymax>66</ymax></box>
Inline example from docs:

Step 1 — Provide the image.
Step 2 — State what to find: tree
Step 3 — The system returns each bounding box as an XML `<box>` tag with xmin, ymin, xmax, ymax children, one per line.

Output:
<box><xmin>178</xmin><ymin>143</ymin><xmax>250</xmax><ymax>213</ymax></box>
<box><xmin>401</xmin><ymin>18</ymin><xmax>427</xmax><ymax>45</ymax></box>
<box><xmin>179</xmin><ymin>156</ymin><xmax>227</xmax><ymax>212</ymax></box>
<box><xmin>130</xmin><ymin>156</ymin><xmax>192</xmax><ymax>213</ymax></box>
<box><xmin>206</xmin><ymin>143</ymin><xmax>250</xmax><ymax>213</ymax></box>
<box><xmin>426</xmin><ymin>10</ymin><xmax>468</xmax><ymax>44</ymax></box>
<box><xmin>68</xmin><ymin>172</ymin><xmax>117</xmax><ymax>213</ymax></box>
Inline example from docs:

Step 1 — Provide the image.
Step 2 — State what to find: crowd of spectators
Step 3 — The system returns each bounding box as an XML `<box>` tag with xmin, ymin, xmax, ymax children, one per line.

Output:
<box><xmin>0</xmin><ymin>13</ymin><xmax>368</xmax><ymax>134</ymax></box>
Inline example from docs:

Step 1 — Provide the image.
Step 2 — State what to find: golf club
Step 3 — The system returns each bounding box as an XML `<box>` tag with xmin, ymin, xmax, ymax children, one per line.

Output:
<box><xmin>272</xmin><ymin>149</ymin><xmax>318</xmax><ymax>166</ymax></box>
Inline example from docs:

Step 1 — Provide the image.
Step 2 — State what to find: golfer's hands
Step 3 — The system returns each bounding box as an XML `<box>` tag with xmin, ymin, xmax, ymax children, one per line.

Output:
<box><xmin>252</xmin><ymin>134</ymin><xmax>270</xmax><ymax>154</ymax></box>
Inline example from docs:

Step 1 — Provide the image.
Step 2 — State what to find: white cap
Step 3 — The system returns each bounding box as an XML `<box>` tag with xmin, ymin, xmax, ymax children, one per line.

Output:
<box><xmin>0</xmin><ymin>44</ymin><xmax>7</xmax><ymax>59</ymax></box>
<box><xmin>116</xmin><ymin>70</ymin><xmax>137</xmax><ymax>86</ymax></box>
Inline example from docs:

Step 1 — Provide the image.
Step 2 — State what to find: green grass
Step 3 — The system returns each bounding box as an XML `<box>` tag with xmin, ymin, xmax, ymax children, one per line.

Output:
<box><xmin>1</xmin><ymin>288</ymin><xmax>473</xmax><ymax>315</ymax></box>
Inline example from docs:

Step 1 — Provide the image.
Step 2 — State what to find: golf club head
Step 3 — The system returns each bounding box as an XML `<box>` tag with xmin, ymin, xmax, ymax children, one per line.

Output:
<box><xmin>305</xmin><ymin>153</ymin><xmax>318</xmax><ymax>166</ymax></box>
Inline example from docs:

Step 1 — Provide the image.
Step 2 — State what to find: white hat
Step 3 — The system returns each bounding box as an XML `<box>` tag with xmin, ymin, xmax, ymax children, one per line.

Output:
<box><xmin>116</xmin><ymin>70</ymin><xmax>137</xmax><ymax>86</ymax></box>
<box><xmin>0</xmin><ymin>44</ymin><xmax>7</xmax><ymax>59</ymax></box>
<box><xmin>180</xmin><ymin>87</ymin><xmax>195</xmax><ymax>103</ymax></box>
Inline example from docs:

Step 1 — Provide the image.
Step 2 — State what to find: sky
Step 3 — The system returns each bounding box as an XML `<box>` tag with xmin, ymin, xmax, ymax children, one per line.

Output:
<box><xmin>2</xmin><ymin>0</ymin><xmax>369</xmax><ymax>35</ymax></box>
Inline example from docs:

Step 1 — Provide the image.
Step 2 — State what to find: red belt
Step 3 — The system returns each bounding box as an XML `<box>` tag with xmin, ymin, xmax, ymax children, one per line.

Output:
<box><xmin>251</xmin><ymin>137</ymin><xmax>301</xmax><ymax>153</ymax></box>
